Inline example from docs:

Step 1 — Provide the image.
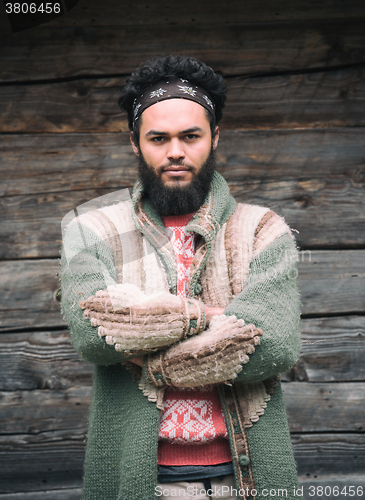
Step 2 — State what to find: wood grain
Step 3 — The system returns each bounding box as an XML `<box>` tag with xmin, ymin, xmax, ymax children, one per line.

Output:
<box><xmin>0</xmin><ymin>386</ymin><xmax>90</xmax><ymax>435</ymax></box>
<box><xmin>1</xmin><ymin>20</ymin><xmax>365</xmax><ymax>82</ymax></box>
<box><xmin>0</xmin><ymin>251</ymin><xmax>364</xmax><ymax>331</ymax></box>
<box><xmin>283</xmin><ymin>382</ymin><xmax>364</xmax><ymax>433</ymax></box>
<box><xmin>0</xmin><ymin>491</ymin><xmax>83</xmax><ymax>499</ymax></box>
<box><xmin>0</xmin><ymin>129</ymin><xmax>364</xmax><ymax>257</ymax></box>
<box><xmin>293</xmin><ymin>433</ymin><xmax>365</xmax><ymax>476</ymax></box>
<box><xmin>0</xmin><ymin>434</ymin><xmax>363</xmax><ymax>493</ymax></box>
<box><xmin>221</xmin><ymin>67</ymin><xmax>365</xmax><ymax>130</ymax></box>
<box><xmin>285</xmin><ymin>316</ymin><xmax>365</xmax><ymax>382</ymax></box>
<box><xmin>0</xmin><ymin>330</ymin><xmax>93</xmax><ymax>391</ymax></box>
<box><xmin>1</xmin><ymin>66</ymin><xmax>364</xmax><ymax>133</ymax></box>
<box><xmin>0</xmin><ymin>383</ymin><xmax>363</xmax><ymax>436</ymax></box>
<box><xmin>297</xmin><ymin>250</ymin><xmax>365</xmax><ymax>315</ymax></box>
<box><xmin>0</xmin><ymin>133</ymin><xmax>135</xmax><ymax>198</ymax></box>
<box><xmin>0</xmin><ymin>259</ymin><xmax>61</xmax><ymax>331</ymax></box>
<box><xmin>1</xmin><ymin>178</ymin><xmax>364</xmax><ymax>258</ymax></box>
<box><xmin>10</xmin><ymin>0</ymin><xmax>365</xmax><ymax>27</ymax></box>
<box><xmin>1</xmin><ymin>316</ymin><xmax>364</xmax><ymax>392</ymax></box>
<box><xmin>2</xmin><ymin>128</ymin><xmax>364</xmax><ymax>198</ymax></box>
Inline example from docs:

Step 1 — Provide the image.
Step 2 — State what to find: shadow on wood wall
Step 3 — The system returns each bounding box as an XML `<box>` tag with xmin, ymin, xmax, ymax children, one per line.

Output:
<box><xmin>0</xmin><ymin>0</ymin><xmax>364</xmax><ymax>498</ymax></box>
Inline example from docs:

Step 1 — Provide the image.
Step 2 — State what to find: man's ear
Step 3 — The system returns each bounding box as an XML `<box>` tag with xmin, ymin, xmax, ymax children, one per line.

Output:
<box><xmin>212</xmin><ymin>126</ymin><xmax>220</xmax><ymax>150</ymax></box>
<box><xmin>130</xmin><ymin>132</ymin><xmax>140</xmax><ymax>156</ymax></box>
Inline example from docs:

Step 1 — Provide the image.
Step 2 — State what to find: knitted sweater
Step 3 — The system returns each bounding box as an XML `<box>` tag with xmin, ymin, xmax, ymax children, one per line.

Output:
<box><xmin>60</xmin><ymin>171</ymin><xmax>302</xmax><ymax>500</ymax></box>
<box><xmin>159</xmin><ymin>213</ymin><xmax>231</xmax><ymax>465</ymax></box>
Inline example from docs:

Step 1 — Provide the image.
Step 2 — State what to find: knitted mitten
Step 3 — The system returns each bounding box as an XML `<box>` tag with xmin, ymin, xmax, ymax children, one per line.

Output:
<box><xmin>145</xmin><ymin>314</ymin><xmax>262</xmax><ymax>387</ymax></box>
<box><xmin>80</xmin><ymin>283</ymin><xmax>205</xmax><ymax>353</ymax></box>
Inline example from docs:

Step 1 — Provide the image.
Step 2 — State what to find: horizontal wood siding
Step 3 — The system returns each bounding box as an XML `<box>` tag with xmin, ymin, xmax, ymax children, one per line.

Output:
<box><xmin>1</xmin><ymin>68</ymin><xmax>365</xmax><ymax>133</ymax></box>
<box><xmin>1</xmin><ymin>315</ymin><xmax>364</xmax><ymax>392</ymax></box>
<box><xmin>0</xmin><ymin>0</ymin><xmax>364</xmax><ymax>497</ymax></box>
<box><xmin>1</xmin><ymin>20</ymin><xmax>365</xmax><ymax>82</ymax></box>
<box><xmin>1</xmin><ymin>129</ymin><xmax>364</xmax><ymax>257</ymax></box>
<box><xmin>0</xmin><ymin>252</ymin><xmax>364</xmax><ymax>331</ymax></box>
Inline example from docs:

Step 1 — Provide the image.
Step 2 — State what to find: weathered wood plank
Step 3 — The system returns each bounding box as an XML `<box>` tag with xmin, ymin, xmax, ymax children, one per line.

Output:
<box><xmin>0</xmin><ymin>251</ymin><xmax>364</xmax><ymax>331</ymax></box>
<box><xmin>297</xmin><ymin>251</ymin><xmax>365</xmax><ymax>316</ymax></box>
<box><xmin>285</xmin><ymin>316</ymin><xmax>365</xmax><ymax>383</ymax></box>
<box><xmin>0</xmin><ymin>259</ymin><xmax>61</xmax><ymax>331</ymax></box>
<box><xmin>1</xmin><ymin>20</ymin><xmax>365</xmax><ymax>82</ymax></box>
<box><xmin>2</xmin><ymin>129</ymin><xmax>363</xmax><ymax>195</ymax></box>
<box><xmin>2</xmin><ymin>178</ymin><xmax>364</xmax><ymax>258</ymax></box>
<box><xmin>0</xmin><ymin>133</ymin><xmax>135</xmax><ymax>197</ymax></box>
<box><xmin>222</xmin><ymin>67</ymin><xmax>365</xmax><ymax>130</ymax></box>
<box><xmin>0</xmin><ymin>431</ymin><xmax>84</xmax><ymax>493</ymax></box>
<box><xmin>0</xmin><ymin>189</ymin><xmax>133</xmax><ymax>259</ymax></box>
<box><xmin>0</xmin><ymin>77</ymin><xmax>125</xmax><ymax>134</ymax></box>
<box><xmin>293</xmin><ymin>434</ymin><xmax>365</xmax><ymax>477</ymax></box>
<box><xmin>0</xmin><ymin>490</ymin><xmax>82</xmax><ymax>499</ymax></box>
<box><xmin>1</xmin><ymin>316</ymin><xmax>364</xmax><ymax>392</ymax></box>
<box><xmin>0</xmin><ymin>387</ymin><xmax>90</xmax><ymax>435</ymax></box>
<box><xmin>0</xmin><ymin>433</ymin><xmax>363</xmax><ymax>493</ymax></box>
<box><xmin>283</xmin><ymin>382</ymin><xmax>364</xmax><ymax>433</ymax></box>
<box><xmin>0</xmin><ymin>129</ymin><xmax>364</xmax><ymax>256</ymax></box>
<box><xmin>1</xmin><ymin>66</ymin><xmax>364</xmax><ymax>133</ymax></box>
<box><xmin>5</xmin><ymin>0</ymin><xmax>365</xmax><ymax>27</ymax></box>
<box><xmin>0</xmin><ymin>447</ymin><xmax>83</xmax><ymax>493</ymax></box>
<box><xmin>0</xmin><ymin>331</ymin><xmax>93</xmax><ymax>391</ymax></box>
<box><xmin>0</xmin><ymin>383</ymin><xmax>363</xmax><ymax>436</ymax></box>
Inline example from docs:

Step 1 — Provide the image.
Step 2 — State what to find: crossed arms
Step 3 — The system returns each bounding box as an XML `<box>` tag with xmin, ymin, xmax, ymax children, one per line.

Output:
<box><xmin>60</xmin><ymin>219</ymin><xmax>301</xmax><ymax>389</ymax></box>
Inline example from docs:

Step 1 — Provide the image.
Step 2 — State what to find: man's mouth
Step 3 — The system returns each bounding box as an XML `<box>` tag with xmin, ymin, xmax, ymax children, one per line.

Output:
<box><xmin>163</xmin><ymin>166</ymin><xmax>191</xmax><ymax>176</ymax></box>
<box><xmin>164</xmin><ymin>166</ymin><xmax>190</xmax><ymax>171</ymax></box>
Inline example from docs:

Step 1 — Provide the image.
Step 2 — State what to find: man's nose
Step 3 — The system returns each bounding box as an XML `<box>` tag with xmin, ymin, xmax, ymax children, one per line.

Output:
<box><xmin>167</xmin><ymin>139</ymin><xmax>185</xmax><ymax>161</ymax></box>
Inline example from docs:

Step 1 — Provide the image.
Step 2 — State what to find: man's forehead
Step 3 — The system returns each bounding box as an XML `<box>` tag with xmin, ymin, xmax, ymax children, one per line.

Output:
<box><xmin>131</xmin><ymin>78</ymin><xmax>215</xmax><ymax>128</ymax></box>
<box><xmin>139</xmin><ymin>98</ymin><xmax>211</xmax><ymax>133</ymax></box>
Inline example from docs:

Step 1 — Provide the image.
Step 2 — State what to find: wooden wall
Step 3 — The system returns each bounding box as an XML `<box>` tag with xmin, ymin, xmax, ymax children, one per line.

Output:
<box><xmin>0</xmin><ymin>1</ymin><xmax>364</xmax><ymax>498</ymax></box>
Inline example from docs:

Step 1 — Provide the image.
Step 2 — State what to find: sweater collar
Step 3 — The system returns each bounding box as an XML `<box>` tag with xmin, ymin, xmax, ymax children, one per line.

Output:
<box><xmin>131</xmin><ymin>171</ymin><xmax>237</xmax><ymax>244</ymax></box>
<box><xmin>130</xmin><ymin>171</ymin><xmax>237</xmax><ymax>296</ymax></box>
<box><xmin>161</xmin><ymin>212</ymin><xmax>196</xmax><ymax>228</ymax></box>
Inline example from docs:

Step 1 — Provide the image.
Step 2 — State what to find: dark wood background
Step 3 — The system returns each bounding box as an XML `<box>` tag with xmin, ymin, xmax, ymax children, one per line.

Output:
<box><xmin>0</xmin><ymin>1</ymin><xmax>364</xmax><ymax>498</ymax></box>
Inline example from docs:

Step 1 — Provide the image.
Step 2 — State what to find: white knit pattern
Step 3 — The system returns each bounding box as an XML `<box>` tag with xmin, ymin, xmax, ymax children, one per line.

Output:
<box><xmin>159</xmin><ymin>387</ymin><xmax>228</xmax><ymax>443</ymax></box>
<box><xmin>165</xmin><ymin>225</ymin><xmax>195</xmax><ymax>297</ymax></box>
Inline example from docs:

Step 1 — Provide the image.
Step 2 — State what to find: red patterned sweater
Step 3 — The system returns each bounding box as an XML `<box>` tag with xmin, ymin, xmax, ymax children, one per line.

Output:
<box><xmin>159</xmin><ymin>213</ymin><xmax>231</xmax><ymax>466</ymax></box>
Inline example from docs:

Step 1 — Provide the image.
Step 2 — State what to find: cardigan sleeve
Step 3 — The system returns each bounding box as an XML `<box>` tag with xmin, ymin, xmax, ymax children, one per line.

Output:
<box><xmin>60</xmin><ymin>218</ymin><xmax>206</xmax><ymax>365</ymax></box>
<box><xmin>224</xmin><ymin>230</ymin><xmax>301</xmax><ymax>383</ymax></box>
<box><xmin>143</xmin><ymin>231</ymin><xmax>301</xmax><ymax>388</ymax></box>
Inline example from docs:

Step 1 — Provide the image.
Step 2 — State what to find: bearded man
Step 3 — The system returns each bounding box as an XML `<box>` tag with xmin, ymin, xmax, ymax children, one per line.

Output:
<box><xmin>60</xmin><ymin>55</ymin><xmax>302</xmax><ymax>500</ymax></box>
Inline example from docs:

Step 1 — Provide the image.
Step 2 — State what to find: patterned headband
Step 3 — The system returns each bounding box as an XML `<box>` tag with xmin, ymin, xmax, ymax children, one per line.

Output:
<box><xmin>132</xmin><ymin>78</ymin><xmax>215</xmax><ymax>126</ymax></box>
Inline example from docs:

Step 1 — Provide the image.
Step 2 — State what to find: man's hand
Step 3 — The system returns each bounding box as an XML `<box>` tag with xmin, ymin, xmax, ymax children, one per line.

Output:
<box><xmin>205</xmin><ymin>306</ymin><xmax>225</xmax><ymax>325</ymax></box>
<box><xmin>79</xmin><ymin>284</ymin><xmax>206</xmax><ymax>353</ymax></box>
<box><xmin>145</xmin><ymin>314</ymin><xmax>263</xmax><ymax>388</ymax></box>
<box><xmin>130</xmin><ymin>356</ymin><xmax>143</xmax><ymax>367</ymax></box>
<box><xmin>129</xmin><ymin>308</ymin><xmax>225</xmax><ymax>368</ymax></box>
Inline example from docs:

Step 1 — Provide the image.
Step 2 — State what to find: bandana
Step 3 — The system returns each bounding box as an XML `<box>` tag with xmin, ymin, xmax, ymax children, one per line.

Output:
<box><xmin>132</xmin><ymin>78</ymin><xmax>215</xmax><ymax>125</ymax></box>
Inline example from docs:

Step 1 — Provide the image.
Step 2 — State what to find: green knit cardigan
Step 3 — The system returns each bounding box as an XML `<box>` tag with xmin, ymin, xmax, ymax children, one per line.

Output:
<box><xmin>60</xmin><ymin>172</ymin><xmax>302</xmax><ymax>500</ymax></box>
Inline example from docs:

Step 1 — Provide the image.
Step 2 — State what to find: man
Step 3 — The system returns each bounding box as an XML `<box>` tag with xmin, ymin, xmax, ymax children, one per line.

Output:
<box><xmin>60</xmin><ymin>55</ymin><xmax>301</xmax><ymax>500</ymax></box>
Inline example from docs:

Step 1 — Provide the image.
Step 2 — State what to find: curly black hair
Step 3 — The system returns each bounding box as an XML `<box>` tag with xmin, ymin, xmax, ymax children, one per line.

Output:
<box><xmin>118</xmin><ymin>55</ymin><xmax>227</xmax><ymax>142</ymax></box>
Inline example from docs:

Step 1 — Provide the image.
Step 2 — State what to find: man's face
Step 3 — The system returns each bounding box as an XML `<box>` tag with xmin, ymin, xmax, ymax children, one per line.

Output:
<box><xmin>131</xmin><ymin>98</ymin><xmax>219</xmax><ymax>185</ymax></box>
<box><xmin>130</xmin><ymin>98</ymin><xmax>219</xmax><ymax>215</ymax></box>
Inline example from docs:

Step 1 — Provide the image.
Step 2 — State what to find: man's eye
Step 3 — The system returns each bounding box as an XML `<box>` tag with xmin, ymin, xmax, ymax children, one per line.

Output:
<box><xmin>185</xmin><ymin>134</ymin><xmax>198</xmax><ymax>140</ymax></box>
<box><xmin>152</xmin><ymin>137</ymin><xmax>165</xmax><ymax>142</ymax></box>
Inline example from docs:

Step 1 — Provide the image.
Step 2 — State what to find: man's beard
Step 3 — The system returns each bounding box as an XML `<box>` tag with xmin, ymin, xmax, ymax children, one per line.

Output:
<box><xmin>137</xmin><ymin>148</ymin><xmax>217</xmax><ymax>216</ymax></box>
